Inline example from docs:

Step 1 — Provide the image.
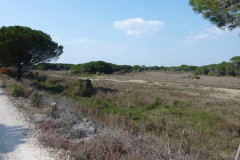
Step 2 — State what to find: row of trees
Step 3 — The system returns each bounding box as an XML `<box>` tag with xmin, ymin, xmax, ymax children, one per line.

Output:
<box><xmin>29</xmin><ymin>57</ymin><xmax>240</xmax><ymax>77</ymax></box>
<box><xmin>29</xmin><ymin>63</ymin><xmax>73</xmax><ymax>71</ymax></box>
<box><xmin>158</xmin><ymin>57</ymin><xmax>240</xmax><ymax>77</ymax></box>
<box><xmin>195</xmin><ymin>57</ymin><xmax>240</xmax><ymax>76</ymax></box>
<box><xmin>71</xmin><ymin>61</ymin><xmax>163</xmax><ymax>74</ymax></box>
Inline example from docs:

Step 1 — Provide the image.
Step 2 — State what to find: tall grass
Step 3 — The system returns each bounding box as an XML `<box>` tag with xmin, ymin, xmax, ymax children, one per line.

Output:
<box><xmin>8</xmin><ymin>71</ymin><xmax>240</xmax><ymax>159</ymax></box>
<box><xmin>66</xmin><ymin>79</ymin><xmax>240</xmax><ymax>159</ymax></box>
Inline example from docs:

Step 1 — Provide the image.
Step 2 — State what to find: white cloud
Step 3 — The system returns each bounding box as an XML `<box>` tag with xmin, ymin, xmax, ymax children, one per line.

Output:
<box><xmin>113</xmin><ymin>18</ymin><xmax>165</xmax><ymax>36</ymax></box>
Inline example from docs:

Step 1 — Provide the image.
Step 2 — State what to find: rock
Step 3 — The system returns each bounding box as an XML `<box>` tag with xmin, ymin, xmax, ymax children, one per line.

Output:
<box><xmin>56</xmin><ymin>111</ymin><xmax>81</xmax><ymax>125</ymax></box>
<box><xmin>51</xmin><ymin>102</ymin><xmax>57</xmax><ymax>106</ymax></box>
<box><xmin>31</xmin><ymin>114</ymin><xmax>52</xmax><ymax>123</ymax></box>
<box><xmin>82</xmin><ymin>118</ymin><xmax>88</xmax><ymax>122</ymax></box>
<box><xmin>70</xmin><ymin>121</ymin><xmax>97</xmax><ymax>139</ymax></box>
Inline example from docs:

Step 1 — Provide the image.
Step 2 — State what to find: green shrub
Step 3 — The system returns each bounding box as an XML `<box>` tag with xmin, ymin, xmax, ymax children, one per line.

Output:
<box><xmin>208</xmin><ymin>71</ymin><xmax>215</xmax><ymax>76</ymax></box>
<box><xmin>194</xmin><ymin>74</ymin><xmax>200</xmax><ymax>79</ymax></box>
<box><xmin>7</xmin><ymin>81</ymin><xmax>25</xmax><ymax>97</ymax></box>
<box><xmin>65</xmin><ymin>79</ymin><xmax>94</xmax><ymax>97</ymax></box>
<box><xmin>23</xmin><ymin>72</ymin><xmax>35</xmax><ymax>79</ymax></box>
<box><xmin>30</xmin><ymin>77</ymin><xmax>64</xmax><ymax>94</ymax></box>
<box><xmin>23</xmin><ymin>72</ymin><xmax>47</xmax><ymax>82</ymax></box>
<box><xmin>47</xmin><ymin>78</ymin><xmax>64</xmax><ymax>85</ymax></box>
<box><xmin>29</xmin><ymin>92</ymin><xmax>43</xmax><ymax>107</ymax></box>
<box><xmin>153</xmin><ymin>97</ymin><xmax>162</xmax><ymax>106</ymax></box>
<box><xmin>192</xmin><ymin>73</ymin><xmax>200</xmax><ymax>79</ymax></box>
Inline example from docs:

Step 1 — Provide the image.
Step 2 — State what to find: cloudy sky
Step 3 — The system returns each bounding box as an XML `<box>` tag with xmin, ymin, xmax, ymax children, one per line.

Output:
<box><xmin>0</xmin><ymin>0</ymin><xmax>239</xmax><ymax>66</ymax></box>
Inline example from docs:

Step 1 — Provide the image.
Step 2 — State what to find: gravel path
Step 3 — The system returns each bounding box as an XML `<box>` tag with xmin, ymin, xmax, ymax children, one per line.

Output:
<box><xmin>0</xmin><ymin>84</ymin><xmax>57</xmax><ymax>160</ymax></box>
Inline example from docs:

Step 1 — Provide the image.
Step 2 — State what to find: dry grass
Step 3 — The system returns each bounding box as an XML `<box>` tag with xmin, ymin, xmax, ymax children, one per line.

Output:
<box><xmin>39</xmin><ymin>127</ymin><xmax>192</xmax><ymax>160</ymax></box>
<box><xmin>3</xmin><ymin>70</ymin><xmax>240</xmax><ymax>159</ymax></box>
<box><xmin>64</xmin><ymin>72</ymin><xmax>240</xmax><ymax>159</ymax></box>
<box><xmin>112</xmin><ymin>71</ymin><xmax>240</xmax><ymax>88</ymax></box>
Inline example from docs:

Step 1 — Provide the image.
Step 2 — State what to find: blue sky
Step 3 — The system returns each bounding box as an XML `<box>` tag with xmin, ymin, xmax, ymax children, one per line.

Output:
<box><xmin>0</xmin><ymin>0</ymin><xmax>239</xmax><ymax>66</ymax></box>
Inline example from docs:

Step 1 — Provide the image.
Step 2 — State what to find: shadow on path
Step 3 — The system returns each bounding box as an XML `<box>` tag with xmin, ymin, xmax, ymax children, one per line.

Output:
<box><xmin>0</xmin><ymin>85</ymin><xmax>6</xmax><ymax>97</ymax></box>
<box><xmin>0</xmin><ymin>85</ymin><xmax>6</xmax><ymax>89</ymax></box>
<box><xmin>0</xmin><ymin>124</ymin><xmax>29</xmax><ymax>159</ymax></box>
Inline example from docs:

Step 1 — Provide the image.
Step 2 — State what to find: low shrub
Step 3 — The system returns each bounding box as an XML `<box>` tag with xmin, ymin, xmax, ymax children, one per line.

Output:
<box><xmin>7</xmin><ymin>81</ymin><xmax>25</xmax><ymax>97</ymax></box>
<box><xmin>65</xmin><ymin>79</ymin><xmax>94</xmax><ymax>97</ymax></box>
<box><xmin>29</xmin><ymin>92</ymin><xmax>43</xmax><ymax>107</ymax></box>
<box><xmin>23</xmin><ymin>72</ymin><xmax>35</xmax><ymax>79</ymax></box>
<box><xmin>46</xmin><ymin>78</ymin><xmax>64</xmax><ymax>85</ymax></box>
<box><xmin>31</xmin><ymin>80</ymin><xmax>64</xmax><ymax>94</ymax></box>
<box><xmin>23</xmin><ymin>72</ymin><xmax>47</xmax><ymax>82</ymax></box>
<box><xmin>208</xmin><ymin>71</ymin><xmax>215</xmax><ymax>76</ymax></box>
<box><xmin>153</xmin><ymin>97</ymin><xmax>162</xmax><ymax>106</ymax></box>
<box><xmin>186</xmin><ymin>73</ymin><xmax>200</xmax><ymax>79</ymax></box>
<box><xmin>194</xmin><ymin>74</ymin><xmax>200</xmax><ymax>79</ymax></box>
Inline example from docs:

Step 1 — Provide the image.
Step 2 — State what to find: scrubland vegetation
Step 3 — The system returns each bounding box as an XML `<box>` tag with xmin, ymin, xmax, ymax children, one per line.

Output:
<box><xmin>1</xmin><ymin>67</ymin><xmax>240</xmax><ymax>159</ymax></box>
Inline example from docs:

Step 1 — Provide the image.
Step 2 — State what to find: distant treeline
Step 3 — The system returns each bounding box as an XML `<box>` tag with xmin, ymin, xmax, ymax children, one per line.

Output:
<box><xmin>29</xmin><ymin>63</ymin><xmax>74</xmax><ymax>70</ymax></box>
<box><xmin>72</xmin><ymin>61</ymin><xmax>161</xmax><ymax>74</ymax></box>
<box><xmin>29</xmin><ymin>56</ymin><xmax>240</xmax><ymax>77</ymax></box>
<box><xmin>161</xmin><ymin>62</ymin><xmax>240</xmax><ymax>76</ymax></box>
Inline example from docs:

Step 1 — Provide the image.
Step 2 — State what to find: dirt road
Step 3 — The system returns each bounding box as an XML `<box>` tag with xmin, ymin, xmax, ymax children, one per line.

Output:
<box><xmin>0</xmin><ymin>84</ymin><xmax>57</xmax><ymax>160</ymax></box>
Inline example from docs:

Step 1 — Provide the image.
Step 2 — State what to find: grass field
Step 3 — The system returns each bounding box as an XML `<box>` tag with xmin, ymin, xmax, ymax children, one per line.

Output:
<box><xmin>2</xmin><ymin>70</ymin><xmax>239</xmax><ymax>159</ymax></box>
<box><xmin>26</xmin><ymin>70</ymin><xmax>240</xmax><ymax>159</ymax></box>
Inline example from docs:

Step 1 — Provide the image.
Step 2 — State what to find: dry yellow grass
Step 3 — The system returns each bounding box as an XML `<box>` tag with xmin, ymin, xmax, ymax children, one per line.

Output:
<box><xmin>27</xmin><ymin>70</ymin><xmax>240</xmax><ymax>159</ymax></box>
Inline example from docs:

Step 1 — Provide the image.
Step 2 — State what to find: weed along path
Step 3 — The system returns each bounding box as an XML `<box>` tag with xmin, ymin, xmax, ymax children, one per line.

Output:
<box><xmin>0</xmin><ymin>84</ymin><xmax>56</xmax><ymax>160</ymax></box>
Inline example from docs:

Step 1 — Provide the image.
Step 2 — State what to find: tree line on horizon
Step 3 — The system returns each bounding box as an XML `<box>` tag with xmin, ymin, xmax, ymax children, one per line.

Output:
<box><xmin>28</xmin><ymin>56</ymin><xmax>240</xmax><ymax>77</ymax></box>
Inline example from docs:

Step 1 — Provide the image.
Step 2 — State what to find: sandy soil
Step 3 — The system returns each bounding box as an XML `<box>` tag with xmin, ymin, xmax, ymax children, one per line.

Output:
<box><xmin>0</xmin><ymin>84</ymin><xmax>57</xmax><ymax>160</ymax></box>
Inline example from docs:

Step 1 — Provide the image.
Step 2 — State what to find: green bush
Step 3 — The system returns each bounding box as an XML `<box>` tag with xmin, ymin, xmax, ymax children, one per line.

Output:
<box><xmin>194</xmin><ymin>74</ymin><xmax>200</xmax><ymax>79</ymax></box>
<box><xmin>7</xmin><ymin>81</ymin><xmax>25</xmax><ymax>97</ymax></box>
<box><xmin>23</xmin><ymin>72</ymin><xmax>47</xmax><ymax>82</ymax></box>
<box><xmin>208</xmin><ymin>71</ymin><xmax>215</xmax><ymax>76</ymax></box>
<box><xmin>65</xmin><ymin>79</ymin><xmax>94</xmax><ymax>97</ymax></box>
<box><xmin>153</xmin><ymin>97</ymin><xmax>162</xmax><ymax>106</ymax></box>
<box><xmin>29</xmin><ymin>92</ymin><xmax>43</xmax><ymax>107</ymax></box>
<box><xmin>23</xmin><ymin>72</ymin><xmax>35</xmax><ymax>79</ymax></box>
<box><xmin>47</xmin><ymin>78</ymin><xmax>64</xmax><ymax>85</ymax></box>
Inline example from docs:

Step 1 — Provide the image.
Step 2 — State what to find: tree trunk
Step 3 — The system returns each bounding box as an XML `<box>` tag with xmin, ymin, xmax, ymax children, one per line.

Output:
<box><xmin>17</xmin><ymin>65</ymin><xmax>22</xmax><ymax>81</ymax></box>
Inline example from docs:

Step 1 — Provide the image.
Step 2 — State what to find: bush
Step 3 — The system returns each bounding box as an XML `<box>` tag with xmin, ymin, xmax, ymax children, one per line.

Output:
<box><xmin>23</xmin><ymin>72</ymin><xmax>47</xmax><ymax>82</ymax></box>
<box><xmin>208</xmin><ymin>71</ymin><xmax>215</xmax><ymax>76</ymax></box>
<box><xmin>47</xmin><ymin>78</ymin><xmax>64</xmax><ymax>85</ymax></box>
<box><xmin>194</xmin><ymin>74</ymin><xmax>200</xmax><ymax>79</ymax></box>
<box><xmin>7</xmin><ymin>81</ymin><xmax>25</xmax><ymax>97</ymax></box>
<box><xmin>23</xmin><ymin>72</ymin><xmax>35</xmax><ymax>79</ymax></box>
<box><xmin>29</xmin><ymin>92</ymin><xmax>43</xmax><ymax>107</ymax></box>
<box><xmin>65</xmin><ymin>79</ymin><xmax>94</xmax><ymax>97</ymax></box>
